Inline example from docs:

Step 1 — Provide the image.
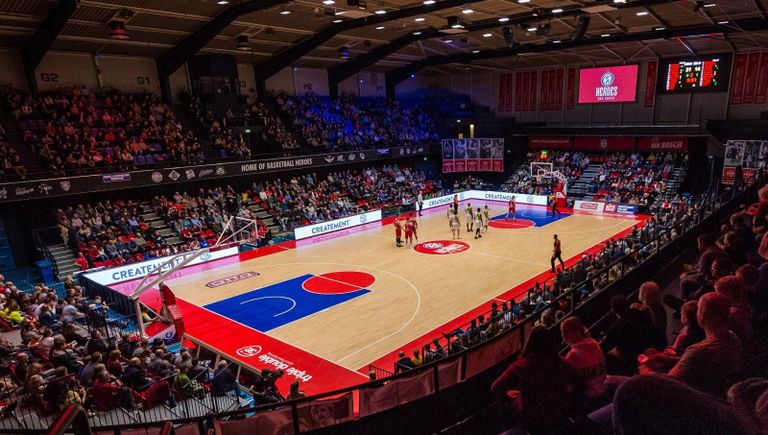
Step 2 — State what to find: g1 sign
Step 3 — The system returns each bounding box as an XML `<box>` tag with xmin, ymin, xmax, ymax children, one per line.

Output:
<box><xmin>578</xmin><ymin>65</ymin><xmax>639</xmax><ymax>104</ymax></box>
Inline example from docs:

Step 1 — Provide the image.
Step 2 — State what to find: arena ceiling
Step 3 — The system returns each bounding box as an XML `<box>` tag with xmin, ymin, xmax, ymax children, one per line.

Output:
<box><xmin>1</xmin><ymin>0</ymin><xmax>768</xmax><ymax>75</ymax></box>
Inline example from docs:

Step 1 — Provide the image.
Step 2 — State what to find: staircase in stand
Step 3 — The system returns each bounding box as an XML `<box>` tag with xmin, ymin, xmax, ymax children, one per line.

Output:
<box><xmin>48</xmin><ymin>244</ymin><xmax>77</xmax><ymax>279</ymax></box>
<box><xmin>568</xmin><ymin>163</ymin><xmax>603</xmax><ymax>199</ymax></box>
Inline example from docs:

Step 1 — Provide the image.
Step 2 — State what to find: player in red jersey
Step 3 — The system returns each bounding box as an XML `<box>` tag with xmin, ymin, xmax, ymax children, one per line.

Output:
<box><xmin>394</xmin><ymin>214</ymin><xmax>403</xmax><ymax>247</ymax></box>
<box><xmin>404</xmin><ymin>217</ymin><xmax>414</xmax><ymax>248</ymax></box>
<box><xmin>410</xmin><ymin>213</ymin><xmax>419</xmax><ymax>244</ymax></box>
<box><xmin>506</xmin><ymin>196</ymin><xmax>516</xmax><ymax>221</ymax></box>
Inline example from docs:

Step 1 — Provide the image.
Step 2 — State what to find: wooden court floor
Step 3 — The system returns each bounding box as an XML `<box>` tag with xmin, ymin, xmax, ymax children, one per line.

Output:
<box><xmin>164</xmin><ymin>203</ymin><xmax>640</xmax><ymax>371</ymax></box>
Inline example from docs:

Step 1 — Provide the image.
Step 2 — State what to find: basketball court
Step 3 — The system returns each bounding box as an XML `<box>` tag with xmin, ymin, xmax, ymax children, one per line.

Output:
<box><xmin>102</xmin><ymin>197</ymin><xmax>643</xmax><ymax>396</ymax></box>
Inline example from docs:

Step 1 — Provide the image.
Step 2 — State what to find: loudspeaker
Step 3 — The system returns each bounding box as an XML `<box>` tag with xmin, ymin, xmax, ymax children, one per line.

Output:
<box><xmin>503</xmin><ymin>27</ymin><xmax>517</xmax><ymax>47</ymax></box>
<box><xmin>571</xmin><ymin>15</ymin><xmax>590</xmax><ymax>41</ymax></box>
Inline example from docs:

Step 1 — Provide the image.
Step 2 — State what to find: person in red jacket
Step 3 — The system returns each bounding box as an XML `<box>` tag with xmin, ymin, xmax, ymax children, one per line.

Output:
<box><xmin>491</xmin><ymin>326</ymin><xmax>577</xmax><ymax>434</ymax></box>
<box><xmin>74</xmin><ymin>252</ymin><xmax>89</xmax><ymax>271</ymax></box>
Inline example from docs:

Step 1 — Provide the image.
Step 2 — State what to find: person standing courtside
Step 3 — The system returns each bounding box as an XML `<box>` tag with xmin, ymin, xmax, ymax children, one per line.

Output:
<box><xmin>550</xmin><ymin>193</ymin><xmax>562</xmax><ymax>217</ymax></box>
<box><xmin>417</xmin><ymin>191</ymin><xmax>424</xmax><ymax>216</ymax></box>
<box><xmin>552</xmin><ymin>234</ymin><xmax>565</xmax><ymax>272</ymax></box>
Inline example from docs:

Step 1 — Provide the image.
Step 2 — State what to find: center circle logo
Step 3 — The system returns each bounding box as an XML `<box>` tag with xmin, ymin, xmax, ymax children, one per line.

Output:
<box><xmin>601</xmin><ymin>71</ymin><xmax>615</xmax><ymax>87</ymax></box>
<box><xmin>414</xmin><ymin>240</ymin><xmax>470</xmax><ymax>255</ymax></box>
<box><xmin>236</xmin><ymin>345</ymin><xmax>262</xmax><ymax>357</ymax></box>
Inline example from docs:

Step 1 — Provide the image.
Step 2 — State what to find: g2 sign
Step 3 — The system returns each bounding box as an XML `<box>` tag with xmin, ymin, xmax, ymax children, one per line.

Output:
<box><xmin>40</xmin><ymin>73</ymin><xmax>59</xmax><ymax>82</ymax></box>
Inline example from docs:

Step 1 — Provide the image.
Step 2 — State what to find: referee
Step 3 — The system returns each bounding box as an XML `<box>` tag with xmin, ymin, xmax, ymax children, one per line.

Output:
<box><xmin>551</xmin><ymin>234</ymin><xmax>565</xmax><ymax>273</ymax></box>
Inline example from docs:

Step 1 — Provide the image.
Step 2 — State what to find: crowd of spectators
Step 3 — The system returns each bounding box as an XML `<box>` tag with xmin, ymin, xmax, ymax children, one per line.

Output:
<box><xmin>0</xmin><ymin>274</ymin><xmax>253</xmax><ymax>417</ymax></box>
<box><xmin>3</xmin><ymin>87</ymin><xmax>204</xmax><ymax>175</ymax></box>
<box><xmin>481</xmin><ymin>179</ymin><xmax>768</xmax><ymax>434</ymax></box>
<box><xmin>58</xmin><ymin>164</ymin><xmax>433</xmax><ymax>271</ymax></box>
<box><xmin>253</xmin><ymin>165</ymin><xmax>433</xmax><ymax>229</ymax></box>
<box><xmin>0</xmin><ymin>123</ymin><xmax>26</xmax><ymax>180</ymax></box>
<box><xmin>585</xmin><ymin>151</ymin><xmax>686</xmax><ymax>208</ymax></box>
<box><xmin>275</xmin><ymin>92</ymin><xmax>438</xmax><ymax>150</ymax></box>
<box><xmin>58</xmin><ymin>185</ymin><xmax>276</xmax><ymax>271</ymax></box>
<box><xmin>503</xmin><ymin>151</ymin><xmax>588</xmax><ymax>196</ymax></box>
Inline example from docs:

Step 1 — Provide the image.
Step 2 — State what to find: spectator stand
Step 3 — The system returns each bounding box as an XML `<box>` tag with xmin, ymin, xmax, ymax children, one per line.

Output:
<box><xmin>0</xmin><ymin>170</ymin><xmax>761</xmax><ymax>435</ymax></box>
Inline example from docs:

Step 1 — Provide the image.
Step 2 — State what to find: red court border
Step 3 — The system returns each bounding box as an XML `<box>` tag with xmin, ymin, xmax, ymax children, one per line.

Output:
<box><xmin>134</xmin><ymin>201</ymin><xmax>647</xmax><ymax>395</ymax></box>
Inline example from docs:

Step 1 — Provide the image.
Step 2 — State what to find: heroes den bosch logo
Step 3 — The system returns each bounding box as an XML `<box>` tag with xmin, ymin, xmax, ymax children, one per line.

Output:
<box><xmin>414</xmin><ymin>240</ymin><xmax>470</xmax><ymax>255</ymax></box>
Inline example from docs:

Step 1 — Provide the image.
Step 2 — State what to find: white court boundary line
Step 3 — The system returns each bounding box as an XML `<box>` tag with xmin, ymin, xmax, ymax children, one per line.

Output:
<box><xmin>239</xmin><ymin>295</ymin><xmax>297</xmax><ymax>317</ymax></box>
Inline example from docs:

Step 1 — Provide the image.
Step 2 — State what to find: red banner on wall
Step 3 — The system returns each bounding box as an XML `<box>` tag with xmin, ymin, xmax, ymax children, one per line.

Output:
<box><xmin>743</xmin><ymin>53</ymin><xmax>761</xmax><ymax>105</ymax></box>
<box><xmin>540</xmin><ymin>70</ymin><xmax>548</xmax><ymax>110</ymax></box>
<box><xmin>731</xmin><ymin>53</ymin><xmax>749</xmax><ymax>105</ymax></box>
<box><xmin>497</xmin><ymin>74</ymin><xmax>507</xmax><ymax>112</ymax></box>
<box><xmin>555</xmin><ymin>68</ymin><xmax>564</xmax><ymax>110</ymax></box>
<box><xmin>529</xmin><ymin>70</ymin><xmax>538</xmax><ymax>111</ymax></box>
<box><xmin>521</xmin><ymin>71</ymin><xmax>530</xmax><ymax>112</ymax></box>
<box><xmin>637</xmin><ymin>136</ymin><xmax>688</xmax><ymax>151</ymax></box>
<box><xmin>547</xmin><ymin>69</ymin><xmax>556</xmax><ymax>111</ymax></box>
<box><xmin>574</xmin><ymin>136</ymin><xmax>635</xmax><ymax>151</ymax></box>
<box><xmin>515</xmin><ymin>71</ymin><xmax>523</xmax><ymax>112</ymax></box>
<box><xmin>644</xmin><ymin>61</ymin><xmax>658</xmax><ymax>108</ymax></box>
<box><xmin>529</xmin><ymin>137</ymin><xmax>573</xmax><ymax>149</ymax></box>
<box><xmin>566</xmin><ymin>67</ymin><xmax>576</xmax><ymax>109</ymax></box>
<box><xmin>756</xmin><ymin>53</ymin><xmax>768</xmax><ymax>105</ymax></box>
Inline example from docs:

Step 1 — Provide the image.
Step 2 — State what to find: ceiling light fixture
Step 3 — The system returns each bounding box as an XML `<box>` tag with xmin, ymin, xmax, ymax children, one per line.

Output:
<box><xmin>552</xmin><ymin>8</ymin><xmax>563</xmax><ymax>13</ymax></box>
<box><xmin>443</xmin><ymin>39</ymin><xmax>452</xmax><ymax>43</ymax></box>
<box><xmin>333</xmin><ymin>18</ymin><xmax>343</xmax><ymax>22</ymax></box>
<box><xmin>518</xmin><ymin>0</ymin><xmax>531</xmax><ymax>3</ymax></box>
<box><xmin>482</xmin><ymin>32</ymin><xmax>492</xmax><ymax>37</ymax></box>
<box><xmin>704</xmin><ymin>2</ymin><xmax>716</xmax><ymax>7</ymax></box>
<box><xmin>717</xmin><ymin>20</ymin><xmax>729</xmax><ymax>24</ymax></box>
<box><xmin>374</xmin><ymin>9</ymin><xmax>386</xmax><ymax>14</ymax></box>
<box><xmin>414</xmin><ymin>17</ymin><xmax>425</xmax><ymax>21</ymax></box>
<box><xmin>280</xmin><ymin>9</ymin><xmax>291</xmax><ymax>15</ymax></box>
<box><xmin>472</xmin><ymin>50</ymin><xmax>480</xmax><ymax>53</ymax></box>
<box><xmin>527</xmin><ymin>26</ymin><xmax>537</xmax><ymax>32</ymax></box>
<box><xmin>413</xmin><ymin>31</ymin><xmax>422</xmax><ymax>35</ymax></box>
<box><xmin>462</xmin><ymin>8</ymin><xmax>474</xmax><ymax>14</ymax></box>
<box><xmin>636</xmin><ymin>11</ymin><xmax>648</xmax><ymax>16</ymax></box>
<box><xmin>376</xmin><ymin>25</ymin><xmax>385</xmax><ymax>29</ymax></box>
<box><xmin>499</xmin><ymin>17</ymin><xmax>509</xmax><ymax>22</ymax></box>
<box><xmin>423</xmin><ymin>0</ymin><xmax>435</xmax><ymax>4</ymax></box>
<box><xmin>322</xmin><ymin>0</ymin><xmax>335</xmax><ymax>4</ymax></box>
<box><xmin>216</xmin><ymin>0</ymin><xmax>229</xmax><ymax>4</ymax></box>
<box><xmin>236</xmin><ymin>35</ymin><xmax>250</xmax><ymax>50</ymax></box>
<box><xmin>552</xmin><ymin>40</ymin><xmax>561</xmax><ymax>43</ymax></box>
<box><xmin>601</xmin><ymin>33</ymin><xmax>610</xmax><ymax>37</ymax></box>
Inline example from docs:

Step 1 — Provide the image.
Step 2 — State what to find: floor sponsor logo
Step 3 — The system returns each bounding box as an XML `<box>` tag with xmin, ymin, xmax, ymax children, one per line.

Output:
<box><xmin>205</xmin><ymin>271</ymin><xmax>261</xmax><ymax>288</ymax></box>
<box><xmin>413</xmin><ymin>240</ymin><xmax>470</xmax><ymax>255</ymax></box>
<box><xmin>235</xmin><ymin>345</ymin><xmax>262</xmax><ymax>358</ymax></box>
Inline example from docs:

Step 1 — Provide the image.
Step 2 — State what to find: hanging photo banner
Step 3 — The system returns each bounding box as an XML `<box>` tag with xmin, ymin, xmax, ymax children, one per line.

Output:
<box><xmin>441</xmin><ymin>138</ymin><xmax>504</xmax><ymax>173</ymax></box>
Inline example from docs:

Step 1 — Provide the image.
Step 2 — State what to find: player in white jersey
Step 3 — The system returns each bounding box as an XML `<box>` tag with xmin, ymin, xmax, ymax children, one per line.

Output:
<box><xmin>474</xmin><ymin>208</ymin><xmax>484</xmax><ymax>239</ymax></box>
<box><xmin>449</xmin><ymin>210</ymin><xmax>461</xmax><ymax>239</ymax></box>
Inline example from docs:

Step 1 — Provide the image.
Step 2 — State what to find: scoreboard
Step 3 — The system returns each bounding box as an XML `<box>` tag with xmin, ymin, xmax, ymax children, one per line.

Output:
<box><xmin>658</xmin><ymin>54</ymin><xmax>732</xmax><ymax>93</ymax></box>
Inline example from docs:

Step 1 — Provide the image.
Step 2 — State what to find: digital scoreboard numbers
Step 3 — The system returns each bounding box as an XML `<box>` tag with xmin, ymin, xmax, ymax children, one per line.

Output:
<box><xmin>658</xmin><ymin>54</ymin><xmax>732</xmax><ymax>93</ymax></box>
<box><xmin>665</xmin><ymin>59</ymin><xmax>721</xmax><ymax>91</ymax></box>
